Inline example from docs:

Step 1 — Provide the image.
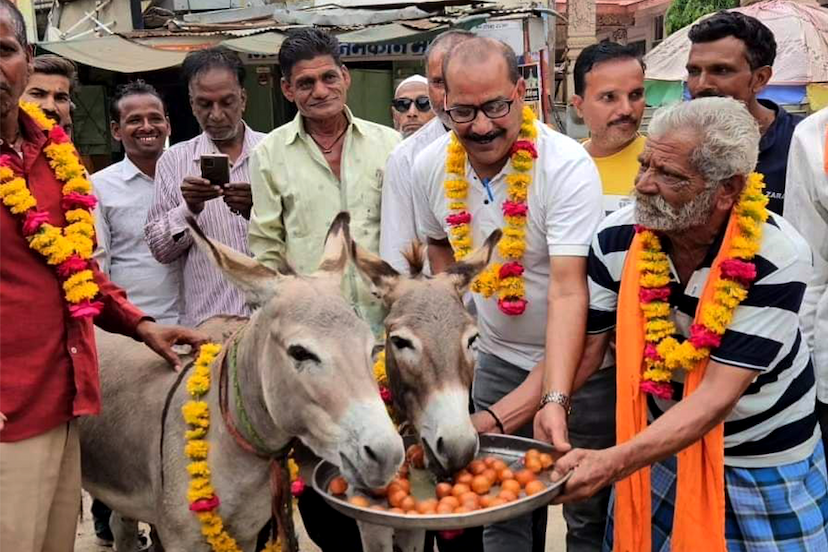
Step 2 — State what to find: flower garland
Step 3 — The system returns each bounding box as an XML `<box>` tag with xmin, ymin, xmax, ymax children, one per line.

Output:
<box><xmin>183</xmin><ymin>343</ymin><xmax>282</xmax><ymax>552</ymax></box>
<box><xmin>373</xmin><ymin>349</ymin><xmax>400</xmax><ymax>425</ymax></box>
<box><xmin>444</xmin><ymin>106</ymin><xmax>538</xmax><ymax>316</ymax></box>
<box><xmin>637</xmin><ymin>173</ymin><xmax>769</xmax><ymax>399</ymax></box>
<box><xmin>0</xmin><ymin>101</ymin><xmax>102</xmax><ymax>318</ymax></box>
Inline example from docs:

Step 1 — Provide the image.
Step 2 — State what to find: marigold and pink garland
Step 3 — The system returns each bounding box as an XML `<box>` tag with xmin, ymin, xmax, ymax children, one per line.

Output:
<box><xmin>0</xmin><ymin>102</ymin><xmax>101</xmax><ymax>318</ymax></box>
<box><xmin>636</xmin><ymin>172</ymin><xmax>769</xmax><ymax>398</ymax></box>
<box><xmin>444</xmin><ymin>106</ymin><xmax>538</xmax><ymax>316</ymax></box>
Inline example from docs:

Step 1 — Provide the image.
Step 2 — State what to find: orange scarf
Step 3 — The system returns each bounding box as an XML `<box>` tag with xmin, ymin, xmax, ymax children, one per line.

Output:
<box><xmin>614</xmin><ymin>216</ymin><xmax>740</xmax><ymax>552</ymax></box>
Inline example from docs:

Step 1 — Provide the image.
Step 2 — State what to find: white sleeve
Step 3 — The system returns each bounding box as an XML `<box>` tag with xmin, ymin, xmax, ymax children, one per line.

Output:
<box><xmin>412</xmin><ymin>151</ymin><xmax>447</xmax><ymax>241</ymax></box>
<box><xmin>545</xmin><ymin>153</ymin><xmax>604</xmax><ymax>257</ymax></box>
<box><xmin>92</xmin><ymin>201</ymin><xmax>110</xmax><ymax>275</ymax></box>
<box><xmin>783</xmin><ymin>112</ymin><xmax>828</xmax><ymax>399</ymax></box>
<box><xmin>380</xmin><ymin>148</ymin><xmax>417</xmax><ymax>274</ymax></box>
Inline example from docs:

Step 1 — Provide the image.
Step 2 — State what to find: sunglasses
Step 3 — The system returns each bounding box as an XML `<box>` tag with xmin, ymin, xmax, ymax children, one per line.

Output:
<box><xmin>392</xmin><ymin>96</ymin><xmax>431</xmax><ymax>113</ymax></box>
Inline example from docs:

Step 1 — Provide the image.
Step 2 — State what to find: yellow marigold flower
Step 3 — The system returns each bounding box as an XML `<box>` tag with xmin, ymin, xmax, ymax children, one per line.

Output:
<box><xmin>452</xmin><ymin>235</ymin><xmax>472</xmax><ymax>250</ymax></box>
<box><xmin>373</xmin><ymin>350</ymin><xmax>387</xmax><ymax>383</ymax></box>
<box><xmin>471</xmin><ymin>264</ymin><xmax>501</xmax><ymax>298</ymax></box>
<box><xmin>197</xmin><ymin>512</ymin><xmax>223</xmax><ymax>535</ymax></box>
<box><xmin>28</xmin><ymin>224</ymin><xmax>60</xmax><ymax>246</ymax></box>
<box><xmin>446</xmin><ymin>189</ymin><xmax>467</xmax><ymax>200</ymax></box>
<box><xmin>54</xmin><ymin>164</ymin><xmax>83</xmax><ymax>183</ymax></box>
<box><xmin>200</xmin><ymin>342</ymin><xmax>221</xmax><ymax>358</ymax></box>
<box><xmin>512</xmin><ymin>150</ymin><xmax>534</xmax><ymax>166</ymax></box>
<box><xmin>288</xmin><ymin>458</ymin><xmax>300</xmax><ymax>481</ymax></box>
<box><xmin>737</xmin><ymin>215</ymin><xmax>761</xmax><ymax>239</ymax></box>
<box><xmin>503</xmin><ymin>226</ymin><xmax>525</xmax><ymax>240</ymax></box>
<box><xmin>0</xmin><ymin>177</ymin><xmax>27</xmax><ymax>196</ymax></box>
<box><xmin>182</xmin><ymin>400</ymin><xmax>210</xmax><ymax>427</ymax></box>
<box><xmin>506</xmin><ymin>173</ymin><xmax>531</xmax><ymax>188</ymax></box>
<box><xmin>731</xmin><ymin>236</ymin><xmax>760</xmax><ymax>259</ymax></box>
<box><xmin>187</xmin><ymin>478</ymin><xmax>215</xmax><ymax>503</ymax></box>
<box><xmin>498</xmin><ymin>237</ymin><xmax>526</xmax><ymax>259</ymax></box>
<box><xmin>453</xmin><ymin>247</ymin><xmax>471</xmax><ymax>261</ymax></box>
<box><xmin>187</xmin><ymin>461</ymin><xmax>211</xmax><ymax>477</ymax></box>
<box><xmin>67</xmin><ymin>234</ymin><xmax>94</xmax><ymax>258</ymax></box>
<box><xmin>645</xmin><ymin>318</ymin><xmax>676</xmax><ymax>342</ymax></box>
<box><xmin>450</xmin><ymin>224</ymin><xmax>470</xmax><ymax>239</ymax></box>
<box><xmin>638</xmin><ymin>260</ymin><xmax>670</xmax><ymax>276</ymax></box>
<box><xmin>5</xmin><ymin>191</ymin><xmax>37</xmax><ymax>214</ymax></box>
<box><xmin>65</xmin><ymin>209</ymin><xmax>93</xmax><ymax>225</ymax></box>
<box><xmin>504</xmin><ymin>215</ymin><xmax>527</xmax><ymax>227</ymax></box>
<box><xmin>186</xmin><ymin>374</ymin><xmax>211</xmax><ymax>397</ymax></box>
<box><xmin>639</xmin><ymin>250</ymin><xmax>668</xmax><ymax>263</ymax></box>
<box><xmin>511</xmin><ymin>157</ymin><xmax>533</xmax><ymax>173</ymax></box>
<box><xmin>0</xmin><ymin>166</ymin><xmax>14</xmax><ymax>180</ymax></box>
<box><xmin>449</xmin><ymin>201</ymin><xmax>465</xmax><ymax>211</ymax></box>
<box><xmin>20</xmin><ymin>101</ymin><xmax>56</xmax><ymax>130</ymax></box>
<box><xmin>641</xmin><ymin>301</ymin><xmax>670</xmax><ymax>319</ymax></box>
<box><xmin>185</xmin><ymin>439</ymin><xmax>209</xmax><ymax>460</ymax></box>
<box><xmin>701</xmin><ymin>304</ymin><xmax>734</xmax><ymax>334</ymax></box>
<box><xmin>65</xmin><ymin>281</ymin><xmax>98</xmax><ymax>303</ymax></box>
<box><xmin>498</xmin><ymin>276</ymin><xmax>525</xmax><ymax>299</ymax></box>
<box><xmin>656</xmin><ymin>336</ymin><xmax>680</xmax><ymax>358</ymax></box>
<box><xmin>643</xmin><ymin>368</ymin><xmax>673</xmax><ymax>382</ymax></box>
<box><xmin>63</xmin><ymin>269</ymin><xmax>93</xmax><ymax>289</ymax></box>
<box><xmin>639</xmin><ymin>231</ymin><xmax>662</xmax><ymax>251</ymax></box>
<box><xmin>65</xmin><ymin>221</ymin><xmax>95</xmax><ymax>239</ymax></box>
<box><xmin>641</xmin><ymin>273</ymin><xmax>670</xmax><ymax>288</ymax></box>
<box><xmin>185</xmin><ymin>428</ymin><xmax>207</xmax><ymax>440</ymax></box>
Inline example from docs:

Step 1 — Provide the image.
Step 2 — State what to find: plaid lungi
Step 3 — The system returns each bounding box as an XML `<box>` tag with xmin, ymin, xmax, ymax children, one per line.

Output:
<box><xmin>603</xmin><ymin>441</ymin><xmax>828</xmax><ymax>551</ymax></box>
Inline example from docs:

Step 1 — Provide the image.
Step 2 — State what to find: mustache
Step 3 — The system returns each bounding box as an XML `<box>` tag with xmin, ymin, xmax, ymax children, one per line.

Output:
<box><xmin>694</xmin><ymin>89</ymin><xmax>723</xmax><ymax>98</ymax></box>
<box><xmin>466</xmin><ymin>129</ymin><xmax>506</xmax><ymax>143</ymax></box>
<box><xmin>609</xmin><ymin>116</ymin><xmax>638</xmax><ymax>127</ymax></box>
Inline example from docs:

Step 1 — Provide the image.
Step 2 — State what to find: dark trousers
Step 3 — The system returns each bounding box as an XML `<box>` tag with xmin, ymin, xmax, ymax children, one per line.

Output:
<box><xmin>563</xmin><ymin>367</ymin><xmax>617</xmax><ymax>552</ymax></box>
<box><xmin>471</xmin><ymin>352</ymin><xmax>548</xmax><ymax>552</ymax></box>
<box><xmin>819</xmin><ymin>400</ymin><xmax>828</xmax><ymax>453</ymax></box>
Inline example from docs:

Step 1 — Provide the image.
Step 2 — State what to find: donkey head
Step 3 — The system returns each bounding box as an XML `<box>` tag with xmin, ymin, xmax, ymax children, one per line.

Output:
<box><xmin>353</xmin><ymin>231</ymin><xmax>501</xmax><ymax>477</ymax></box>
<box><xmin>187</xmin><ymin>213</ymin><xmax>404</xmax><ymax>489</ymax></box>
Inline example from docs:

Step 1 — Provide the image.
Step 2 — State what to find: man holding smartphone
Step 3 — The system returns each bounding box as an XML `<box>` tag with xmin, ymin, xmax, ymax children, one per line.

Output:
<box><xmin>145</xmin><ymin>47</ymin><xmax>265</xmax><ymax>327</ymax></box>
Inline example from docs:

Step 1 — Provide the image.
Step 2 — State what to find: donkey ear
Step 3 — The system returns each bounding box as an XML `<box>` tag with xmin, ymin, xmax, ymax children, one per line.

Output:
<box><xmin>316</xmin><ymin>212</ymin><xmax>352</xmax><ymax>281</ymax></box>
<box><xmin>186</xmin><ymin>216</ymin><xmax>282</xmax><ymax>306</ymax></box>
<box><xmin>443</xmin><ymin>229</ymin><xmax>502</xmax><ymax>294</ymax></box>
<box><xmin>351</xmin><ymin>238</ymin><xmax>401</xmax><ymax>304</ymax></box>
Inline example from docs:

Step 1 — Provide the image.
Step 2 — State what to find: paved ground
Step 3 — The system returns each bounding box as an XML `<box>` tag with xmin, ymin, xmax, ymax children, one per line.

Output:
<box><xmin>74</xmin><ymin>491</ymin><xmax>568</xmax><ymax>551</ymax></box>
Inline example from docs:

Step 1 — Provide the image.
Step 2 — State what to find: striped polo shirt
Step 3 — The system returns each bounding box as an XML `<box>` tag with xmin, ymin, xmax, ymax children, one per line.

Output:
<box><xmin>588</xmin><ymin>205</ymin><xmax>819</xmax><ymax>468</ymax></box>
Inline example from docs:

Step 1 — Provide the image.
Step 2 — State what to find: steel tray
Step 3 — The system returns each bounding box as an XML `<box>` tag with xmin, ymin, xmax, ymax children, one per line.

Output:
<box><xmin>312</xmin><ymin>433</ymin><xmax>571</xmax><ymax>530</ymax></box>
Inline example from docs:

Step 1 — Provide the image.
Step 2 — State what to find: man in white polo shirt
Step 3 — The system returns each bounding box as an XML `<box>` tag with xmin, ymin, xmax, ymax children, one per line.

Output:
<box><xmin>413</xmin><ymin>36</ymin><xmax>603</xmax><ymax>551</ymax></box>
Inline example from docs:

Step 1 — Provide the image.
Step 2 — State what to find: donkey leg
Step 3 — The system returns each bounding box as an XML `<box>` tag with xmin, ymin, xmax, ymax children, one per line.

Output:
<box><xmin>394</xmin><ymin>528</ymin><xmax>426</xmax><ymax>552</ymax></box>
<box><xmin>110</xmin><ymin>511</ymin><xmax>140</xmax><ymax>552</ymax></box>
<box><xmin>357</xmin><ymin>520</ymin><xmax>395</xmax><ymax>552</ymax></box>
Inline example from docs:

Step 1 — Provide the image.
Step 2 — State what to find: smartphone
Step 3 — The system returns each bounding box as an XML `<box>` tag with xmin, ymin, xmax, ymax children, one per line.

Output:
<box><xmin>200</xmin><ymin>154</ymin><xmax>230</xmax><ymax>188</ymax></box>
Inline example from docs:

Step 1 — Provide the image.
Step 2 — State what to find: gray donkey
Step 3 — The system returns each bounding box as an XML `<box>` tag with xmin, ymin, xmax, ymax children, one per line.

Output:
<box><xmin>79</xmin><ymin>213</ymin><xmax>405</xmax><ymax>551</ymax></box>
<box><xmin>352</xmin><ymin>230</ymin><xmax>501</xmax><ymax>552</ymax></box>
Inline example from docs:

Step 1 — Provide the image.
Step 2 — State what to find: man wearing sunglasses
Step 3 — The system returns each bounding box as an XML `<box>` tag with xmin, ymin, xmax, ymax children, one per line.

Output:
<box><xmin>391</xmin><ymin>75</ymin><xmax>434</xmax><ymax>138</ymax></box>
<box><xmin>413</xmin><ymin>36</ymin><xmax>603</xmax><ymax>552</ymax></box>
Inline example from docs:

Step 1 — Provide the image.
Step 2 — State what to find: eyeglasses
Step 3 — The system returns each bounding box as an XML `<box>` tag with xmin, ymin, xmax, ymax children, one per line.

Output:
<box><xmin>444</xmin><ymin>85</ymin><xmax>519</xmax><ymax>124</ymax></box>
<box><xmin>391</xmin><ymin>96</ymin><xmax>431</xmax><ymax>113</ymax></box>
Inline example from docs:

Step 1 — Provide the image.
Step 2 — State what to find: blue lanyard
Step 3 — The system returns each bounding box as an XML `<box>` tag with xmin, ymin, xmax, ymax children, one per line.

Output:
<box><xmin>481</xmin><ymin>178</ymin><xmax>494</xmax><ymax>203</ymax></box>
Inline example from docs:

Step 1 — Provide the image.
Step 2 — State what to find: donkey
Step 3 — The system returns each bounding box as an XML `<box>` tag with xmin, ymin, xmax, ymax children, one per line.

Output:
<box><xmin>79</xmin><ymin>213</ymin><xmax>405</xmax><ymax>551</ymax></box>
<box><xmin>351</xmin><ymin>230</ymin><xmax>501</xmax><ymax>552</ymax></box>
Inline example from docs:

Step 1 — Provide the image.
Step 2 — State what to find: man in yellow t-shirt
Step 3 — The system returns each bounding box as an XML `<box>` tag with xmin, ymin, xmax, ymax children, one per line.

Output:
<box><xmin>561</xmin><ymin>41</ymin><xmax>646</xmax><ymax>552</ymax></box>
<box><xmin>573</xmin><ymin>42</ymin><xmax>647</xmax><ymax>215</ymax></box>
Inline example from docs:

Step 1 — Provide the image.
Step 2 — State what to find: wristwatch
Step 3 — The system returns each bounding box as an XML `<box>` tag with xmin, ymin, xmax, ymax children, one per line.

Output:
<box><xmin>539</xmin><ymin>391</ymin><xmax>572</xmax><ymax>415</ymax></box>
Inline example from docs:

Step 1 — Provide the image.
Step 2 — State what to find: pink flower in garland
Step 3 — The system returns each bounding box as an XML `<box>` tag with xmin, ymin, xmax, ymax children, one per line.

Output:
<box><xmin>639</xmin><ymin>287</ymin><xmax>671</xmax><ymax>303</ymax></box>
<box><xmin>446</xmin><ymin>211</ymin><xmax>472</xmax><ymax>226</ymax></box>
<box><xmin>379</xmin><ymin>386</ymin><xmax>393</xmax><ymax>405</ymax></box>
<box><xmin>61</xmin><ymin>192</ymin><xmax>97</xmax><ymax>210</ymax></box>
<box><xmin>720</xmin><ymin>259</ymin><xmax>757</xmax><ymax>283</ymax></box>
<box><xmin>498</xmin><ymin>297</ymin><xmax>527</xmax><ymax>316</ymax></box>
<box><xmin>49</xmin><ymin>125</ymin><xmax>70</xmax><ymax>144</ymax></box>
<box><xmin>0</xmin><ymin>154</ymin><xmax>12</xmax><ymax>167</ymax></box>
<box><xmin>502</xmin><ymin>200</ymin><xmax>528</xmax><ymax>218</ymax></box>
<box><xmin>439</xmin><ymin>530</ymin><xmax>464</xmax><ymax>540</ymax></box>
<box><xmin>68</xmin><ymin>299</ymin><xmax>103</xmax><ymax>319</ymax></box>
<box><xmin>291</xmin><ymin>476</ymin><xmax>306</xmax><ymax>497</ymax></box>
<box><xmin>510</xmin><ymin>140</ymin><xmax>538</xmax><ymax>159</ymax></box>
<box><xmin>640</xmin><ymin>380</ymin><xmax>673</xmax><ymax>400</ymax></box>
<box><xmin>499</xmin><ymin>262</ymin><xmax>524</xmax><ymax>279</ymax></box>
<box><xmin>57</xmin><ymin>255</ymin><xmax>89</xmax><ymax>278</ymax></box>
<box><xmin>22</xmin><ymin>210</ymin><xmax>51</xmax><ymax>236</ymax></box>
<box><xmin>644</xmin><ymin>343</ymin><xmax>661</xmax><ymax>361</ymax></box>
<box><xmin>189</xmin><ymin>495</ymin><xmax>220</xmax><ymax>512</ymax></box>
<box><xmin>688</xmin><ymin>324</ymin><xmax>722</xmax><ymax>349</ymax></box>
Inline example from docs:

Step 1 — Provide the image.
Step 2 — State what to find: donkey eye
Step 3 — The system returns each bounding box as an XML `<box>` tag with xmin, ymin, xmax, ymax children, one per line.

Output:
<box><xmin>390</xmin><ymin>336</ymin><xmax>414</xmax><ymax>350</ymax></box>
<box><xmin>288</xmin><ymin>345</ymin><xmax>319</xmax><ymax>364</ymax></box>
<box><xmin>467</xmin><ymin>334</ymin><xmax>479</xmax><ymax>349</ymax></box>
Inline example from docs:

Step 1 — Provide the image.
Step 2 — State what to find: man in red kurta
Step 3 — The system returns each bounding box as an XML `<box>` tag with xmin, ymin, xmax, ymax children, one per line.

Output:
<box><xmin>0</xmin><ymin>3</ymin><xmax>205</xmax><ymax>549</ymax></box>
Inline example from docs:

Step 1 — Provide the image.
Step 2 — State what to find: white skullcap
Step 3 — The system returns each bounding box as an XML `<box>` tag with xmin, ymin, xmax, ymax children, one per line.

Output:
<box><xmin>395</xmin><ymin>74</ymin><xmax>429</xmax><ymax>96</ymax></box>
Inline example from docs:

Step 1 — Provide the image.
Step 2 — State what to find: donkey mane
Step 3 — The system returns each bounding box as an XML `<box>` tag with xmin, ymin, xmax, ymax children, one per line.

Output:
<box><xmin>401</xmin><ymin>241</ymin><xmax>427</xmax><ymax>277</ymax></box>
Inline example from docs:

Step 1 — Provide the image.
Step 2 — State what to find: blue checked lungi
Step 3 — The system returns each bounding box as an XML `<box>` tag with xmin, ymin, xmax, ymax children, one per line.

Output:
<box><xmin>603</xmin><ymin>441</ymin><xmax>828</xmax><ymax>551</ymax></box>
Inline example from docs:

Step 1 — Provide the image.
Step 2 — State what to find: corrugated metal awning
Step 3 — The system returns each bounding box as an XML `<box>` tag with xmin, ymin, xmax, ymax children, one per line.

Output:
<box><xmin>40</xmin><ymin>35</ymin><xmax>189</xmax><ymax>72</ymax></box>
